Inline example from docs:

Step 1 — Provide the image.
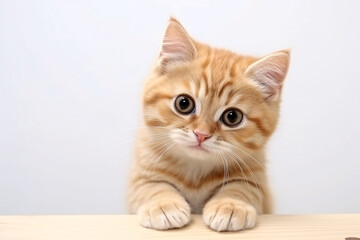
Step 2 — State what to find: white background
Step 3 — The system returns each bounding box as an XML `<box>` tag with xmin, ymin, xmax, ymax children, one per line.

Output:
<box><xmin>1</xmin><ymin>0</ymin><xmax>360</xmax><ymax>215</ymax></box>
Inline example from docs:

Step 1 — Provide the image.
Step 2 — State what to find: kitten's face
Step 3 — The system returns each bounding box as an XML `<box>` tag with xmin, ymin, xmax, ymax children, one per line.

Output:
<box><xmin>142</xmin><ymin>18</ymin><xmax>289</xmax><ymax>162</ymax></box>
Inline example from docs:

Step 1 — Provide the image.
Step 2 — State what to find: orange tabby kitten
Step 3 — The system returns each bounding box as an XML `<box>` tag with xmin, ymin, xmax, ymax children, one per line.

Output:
<box><xmin>128</xmin><ymin>18</ymin><xmax>290</xmax><ymax>232</ymax></box>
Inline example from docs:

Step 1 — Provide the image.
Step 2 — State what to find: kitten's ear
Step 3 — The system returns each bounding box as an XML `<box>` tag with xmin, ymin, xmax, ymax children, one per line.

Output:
<box><xmin>245</xmin><ymin>50</ymin><xmax>290</xmax><ymax>101</ymax></box>
<box><xmin>159</xmin><ymin>18</ymin><xmax>197</xmax><ymax>72</ymax></box>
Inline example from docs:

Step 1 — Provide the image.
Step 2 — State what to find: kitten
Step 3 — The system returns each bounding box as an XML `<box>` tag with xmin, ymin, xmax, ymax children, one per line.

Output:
<box><xmin>128</xmin><ymin>18</ymin><xmax>290</xmax><ymax>232</ymax></box>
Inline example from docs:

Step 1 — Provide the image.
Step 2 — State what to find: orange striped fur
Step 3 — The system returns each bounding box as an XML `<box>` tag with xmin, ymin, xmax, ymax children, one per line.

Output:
<box><xmin>128</xmin><ymin>18</ymin><xmax>290</xmax><ymax>232</ymax></box>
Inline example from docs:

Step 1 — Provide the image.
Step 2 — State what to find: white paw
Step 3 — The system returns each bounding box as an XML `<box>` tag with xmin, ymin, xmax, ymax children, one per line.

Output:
<box><xmin>138</xmin><ymin>201</ymin><xmax>191</xmax><ymax>230</ymax></box>
<box><xmin>203</xmin><ymin>199</ymin><xmax>257</xmax><ymax>232</ymax></box>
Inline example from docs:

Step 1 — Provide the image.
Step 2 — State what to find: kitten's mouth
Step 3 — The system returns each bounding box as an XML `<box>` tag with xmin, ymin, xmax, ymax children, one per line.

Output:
<box><xmin>189</xmin><ymin>144</ymin><xmax>209</xmax><ymax>152</ymax></box>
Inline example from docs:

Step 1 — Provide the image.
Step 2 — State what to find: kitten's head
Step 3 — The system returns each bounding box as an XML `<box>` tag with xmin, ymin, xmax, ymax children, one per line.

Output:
<box><xmin>142</xmin><ymin>18</ymin><xmax>290</xmax><ymax>162</ymax></box>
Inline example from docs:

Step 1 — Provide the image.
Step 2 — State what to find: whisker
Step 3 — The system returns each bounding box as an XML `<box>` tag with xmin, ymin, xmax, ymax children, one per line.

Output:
<box><xmin>227</xmin><ymin>143</ymin><xmax>265</xmax><ymax>171</ymax></box>
<box><xmin>145</xmin><ymin>138</ymin><xmax>173</xmax><ymax>158</ymax></box>
<box><xmin>215</xmin><ymin>149</ymin><xmax>229</xmax><ymax>193</ymax></box>
<box><xmin>228</xmin><ymin>151</ymin><xmax>262</xmax><ymax>203</ymax></box>
<box><xmin>108</xmin><ymin>125</ymin><xmax>169</xmax><ymax>135</ymax></box>
<box><xmin>110</xmin><ymin>132</ymin><xmax>170</xmax><ymax>150</ymax></box>
<box><xmin>223</xmin><ymin>150</ymin><xmax>252</xmax><ymax>197</ymax></box>
<box><xmin>142</xmin><ymin>140</ymin><xmax>172</xmax><ymax>174</ymax></box>
<box><xmin>206</xmin><ymin>150</ymin><xmax>219</xmax><ymax>173</ymax></box>
<box><xmin>150</xmin><ymin>142</ymin><xmax>176</xmax><ymax>180</ymax></box>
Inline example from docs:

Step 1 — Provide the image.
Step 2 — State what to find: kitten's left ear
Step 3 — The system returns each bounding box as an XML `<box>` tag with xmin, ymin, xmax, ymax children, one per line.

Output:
<box><xmin>245</xmin><ymin>50</ymin><xmax>290</xmax><ymax>101</ymax></box>
<box><xmin>159</xmin><ymin>18</ymin><xmax>197</xmax><ymax>72</ymax></box>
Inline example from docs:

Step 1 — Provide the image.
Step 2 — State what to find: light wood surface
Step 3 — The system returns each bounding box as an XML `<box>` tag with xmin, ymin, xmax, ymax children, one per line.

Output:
<box><xmin>0</xmin><ymin>214</ymin><xmax>359</xmax><ymax>240</ymax></box>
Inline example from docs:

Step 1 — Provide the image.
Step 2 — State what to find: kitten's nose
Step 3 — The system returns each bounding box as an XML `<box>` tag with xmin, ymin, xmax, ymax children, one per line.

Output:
<box><xmin>193</xmin><ymin>131</ymin><xmax>212</xmax><ymax>144</ymax></box>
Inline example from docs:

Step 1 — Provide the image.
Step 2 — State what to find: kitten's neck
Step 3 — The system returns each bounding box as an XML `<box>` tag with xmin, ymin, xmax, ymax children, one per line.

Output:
<box><xmin>169</xmin><ymin>148</ymin><xmax>266</xmax><ymax>181</ymax></box>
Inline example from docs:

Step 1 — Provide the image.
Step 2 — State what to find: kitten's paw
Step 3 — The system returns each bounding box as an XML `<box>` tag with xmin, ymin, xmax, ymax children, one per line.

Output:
<box><xmin>138</xmin><ymin>201</ymin><xmax>191</xmax><ymax>230</ymax></box>
<box><xmin>203</xmin><ymin>198</ymin><xmax>257</xmax><ymax>232</ymax></box>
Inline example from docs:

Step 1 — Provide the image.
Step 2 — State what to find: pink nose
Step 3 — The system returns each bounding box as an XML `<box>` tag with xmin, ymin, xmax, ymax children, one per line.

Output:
<box><xmin>194</xmin><ymin>131</ymin><xmax>212</xmax><ymax>144</ymax></box>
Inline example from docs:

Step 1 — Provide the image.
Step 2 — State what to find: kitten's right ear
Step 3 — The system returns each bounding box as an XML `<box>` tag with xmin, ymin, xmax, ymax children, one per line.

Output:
<box><xmin>245</xmin><ymin>50</ymin><xmax>290</xmax><ymax>102</ymax></box>
<box><xmin>159</xmin><ymin>18</ymin><xmax>197</xmax><ymax>72</ymax></box>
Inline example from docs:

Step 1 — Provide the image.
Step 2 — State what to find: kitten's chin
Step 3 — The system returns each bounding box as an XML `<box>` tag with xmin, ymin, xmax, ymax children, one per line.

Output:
<box><xmin>182</xmin><ymin>144</ymin><xmax>213</xmax><ymax>161</ymax></box>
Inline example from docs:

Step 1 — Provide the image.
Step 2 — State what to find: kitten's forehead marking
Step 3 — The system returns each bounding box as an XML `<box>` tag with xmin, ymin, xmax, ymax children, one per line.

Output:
<box><xmin>194</xmin><ymin>97</ymin><xmax>202</xmax><ymax>116</ymax></box>
<box><xmin>189</xmin><ymin>80</ymin><xmax>197</xmax><ymax>94</ymax></box>
<box><xmin>197</xmin><ymin>80</ymin><xmax>206</xmax><ymax>99</ymax></box>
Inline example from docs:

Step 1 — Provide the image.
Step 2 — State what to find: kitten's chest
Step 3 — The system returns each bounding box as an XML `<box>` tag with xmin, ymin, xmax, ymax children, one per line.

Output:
<box><xmin>174</xmin><ymin>167</ymin><xmax>221</xmax><ymax>213</ymax></box>
<box><xmin>181</xmin><ymin>185</ymin><xmax>214</xmax><ymax>214</ymax></box>
<box><xmin>162</xmin><ymin>158</ymin><xmax>225</xmax><ymax>213</ymax></box>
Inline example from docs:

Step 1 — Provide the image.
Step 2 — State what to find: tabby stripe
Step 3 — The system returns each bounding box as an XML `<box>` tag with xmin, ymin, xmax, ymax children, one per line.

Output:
<box><xmin>224</xmin><ymin>178</ymin><xmax>260</xmax><ymax>191</ymax></box>
<box><xmin>202</xmin><ymin>70</ymin><xmax>209</xmax><ymax>95</ymax></box>
<box><xmin>147</xmin><ymin>180</ymin><xmax>188</xmax><ymax>201</ymax></box>
<box><xmin>229</xmin><ymin>58</ymin><xmax>238</xmax><ymax>78</ymax></box>
<box><xmin>247</xmin><ymin>116</ymin><xmax>271</xmax><ymax>136</ymax></box>
<box><xmin>153</xmin><ymin>167</ymin><xmax>225</xmax><ymax>189</ymax></box>
<box><xmin>217</xmin><ymin>81</ymin><xmax>232</xmax><ymax>97</ymax></box>
<box><xmin>144</xmin><ymin>93</ymin><xmax>172</xmax><ymax>105</ymax></box>
<box><xmin>225</xmin><ymin>89</ymin><xmax>237</xmax><ymax>105</ymax></box>
<box><xmin>201</xmin><ymin>47</ymin><xmax>211</xmax><ymax>69</ymax></box>
<box><xmin>214</xmin><ymin>178</ymin><xmax>263</xmax><ymax>197</ymax></box>
<box><xmin>243</xmin><ymin>141</ymin><xmax>260</xmax><ymax>150</ymax></box>
<box><xmin>145</xmin><ymin>119</ymin><xmax>166</xmax><ymax>127</ymax></box>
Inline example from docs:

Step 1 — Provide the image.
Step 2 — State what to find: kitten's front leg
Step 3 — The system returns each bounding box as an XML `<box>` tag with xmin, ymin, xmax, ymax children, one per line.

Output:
<box><xmin>132</xmin><ymin>181</ymin><xmax>191</xmax><ymax>230</ymax></box>
<box><xmin>203</xmin><ymin>181</ymin><xmax>262</xmax><ymax>232</ymax></box>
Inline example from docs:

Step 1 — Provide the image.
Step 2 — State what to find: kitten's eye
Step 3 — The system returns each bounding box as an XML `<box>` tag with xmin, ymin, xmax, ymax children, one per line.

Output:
<box><xmin>221</xmin><ymin>108</ymin><xmax>244</xmax><ymax>127</ymax></box>
<box><xmin>174</xmin><ymin>94</ymin><xmax>195</xmax><ymax>114</ymax></box>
